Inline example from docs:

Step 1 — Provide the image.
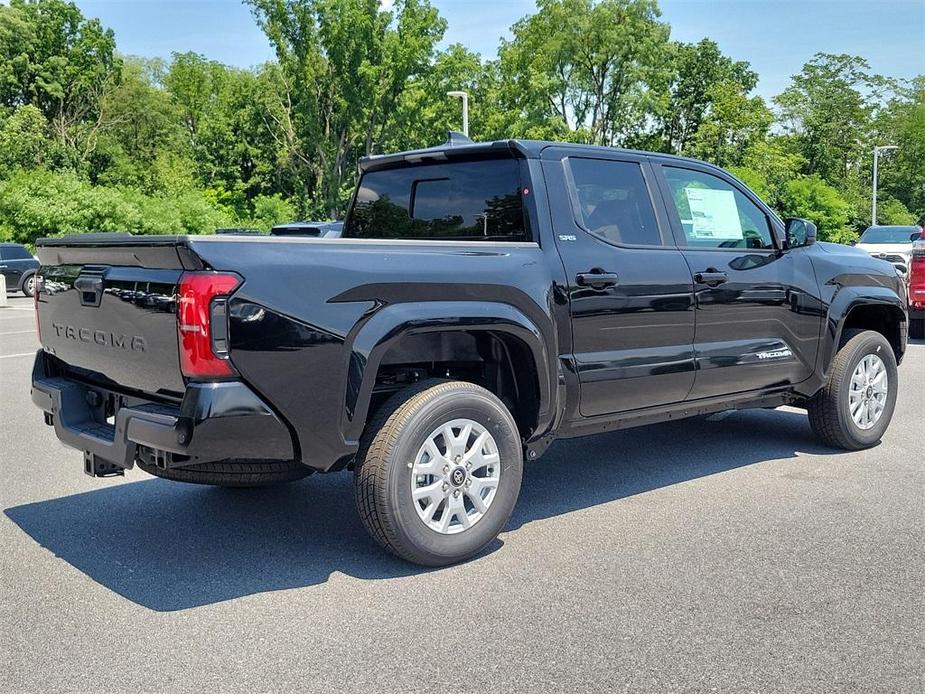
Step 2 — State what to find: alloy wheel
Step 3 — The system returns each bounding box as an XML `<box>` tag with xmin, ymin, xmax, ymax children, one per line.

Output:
<box><xmin>848</xmin><ymin>354</ymin><xmax>888</xmax><ymax>430</ymax></box>
<box><xmin>410</xmin><ymin>418</ymin><xmax>501</xmax><ymax>534</ymax></box>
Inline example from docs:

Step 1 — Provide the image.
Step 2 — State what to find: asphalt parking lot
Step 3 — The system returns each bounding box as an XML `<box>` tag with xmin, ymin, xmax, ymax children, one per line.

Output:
<box><xmin>1</xmin><ymin>293</ymin><xmax>923</xmax><ymax>692</ymax></box>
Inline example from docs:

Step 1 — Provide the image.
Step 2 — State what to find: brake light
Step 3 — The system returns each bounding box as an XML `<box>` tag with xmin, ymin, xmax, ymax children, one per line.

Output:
<box><xmin>177</xmin><ymin>272</ymin><xmax>241</xmax><ymax>378</ymax></box>
<box><xmin>910</xmin><ymin>249</ymin><xmax>925</xmax><ymax>309</ymax></box>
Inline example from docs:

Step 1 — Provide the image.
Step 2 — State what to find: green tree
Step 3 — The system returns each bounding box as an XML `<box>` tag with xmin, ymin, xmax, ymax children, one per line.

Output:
<box><xmin>728</xmin><ymin>136</ymin><xmax>806</xmax><ymax>208</ymax></box>
<box><xmin>688</xmin><ymin>81</ymin><xmax>773</xmax><ymax>168</ymax></box>
<box><xmin>876</xmin><ymin>76</ymin><xmax>925</xmax><ymax>222</ymax></box>
<box><xmin>163</xmin><ymin>55</ymin><xmax>284</xmax><ymax>209</ymax></box>
<box><xmin>498</xmin><ymin>0</ymin><xmax>671</xmax><ymax>146</ymax></box>
<box><xmin>0</xmin><ymin>104</ymin><xmax>52</xmax><ymax>171</ymax></box>
<box><xmin>247</xmin><ymin>0</ymin><xmax>445</xmax><ymax>216</ymax></box>
<box><xmin>248</xmin><ymin>193</ymin><xmax>297</xmax><ymax>230</ymax></box>
<box><xmin>0</xmin><ymin>169</ymin><xmax>233</xmax><ymax>244</ymax></box>
<box><xmin>778</xmin><ymin>175</ymin><xmax>854</xmax><ymax>243</ymax></box>
<box><xmin>0</xmin><ymin>0</ymin><xmax>121</xmax><ymax>161</ymax></box>
<box><xmin>875</xmin><ymin>197</ymin><xmax>916</xmax><ymax>225</ymax></box>
<box><xmin>388</xmin><ymin>44</ymin><xmax>510</xmax><ymax>149</ymax></box>
<box><xmin>652</xmin><ymin>39</ymin><xmax>757</xmax><ymax>154</ymax></box>
<box><xmin>90</xmin><ymin>57</ymin><xmax>187</xmax><ymax>189</ymax></box>
<box><xmin>775</xmin><ymin>54</ymin><xmax>887</xmax><ymax>185</ymax></box>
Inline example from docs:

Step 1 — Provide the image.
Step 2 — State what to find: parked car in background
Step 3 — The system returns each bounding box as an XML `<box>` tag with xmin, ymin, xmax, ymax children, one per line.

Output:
<box><xmin>855</xmin><ymin>225</ymin><xmax>922</xmax><ymax>278</ymax></box>
<box><xmin>909</xmin><ymin>232</ymin><xmax>925</xmax><ymax>339</ymax></box>
<box><xmin>0</xmin><ymin>242</ymin><xmax>39</xmax><ymax>296</ymax></box>
<box><xmin>271</xmin><ymin>221</ymin><xmax>342</xmax><ymax>238</ymax></box>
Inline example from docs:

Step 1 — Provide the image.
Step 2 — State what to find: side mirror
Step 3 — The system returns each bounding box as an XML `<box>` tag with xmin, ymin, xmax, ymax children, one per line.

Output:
<box><xmin>784</xmin><ymin>217</ymin><xmax>817</xmax><ymax>248</ymax></box>
<box><xmin>849</xmin><ymin>240</ymin><xmax>857</xmax><ymax>246</ymax></box>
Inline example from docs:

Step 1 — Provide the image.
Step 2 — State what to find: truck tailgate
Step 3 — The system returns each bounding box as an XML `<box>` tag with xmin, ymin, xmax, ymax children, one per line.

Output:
<box><xmin>36</xmin><ymin>238</ymin><xmax>193</xmax><ymax>396</ymax></box>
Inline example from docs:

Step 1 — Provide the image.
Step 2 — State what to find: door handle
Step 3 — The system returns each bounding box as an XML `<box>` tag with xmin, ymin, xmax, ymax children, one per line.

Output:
<box><xmin>576</xmin><ymin>270</ymin><xmax>619</xmax><ymax>289</ymax></box>
<box><xmin>694</xmin><ymin>269</ymin><xmax>728</xmax><ymax>286</ymax></box>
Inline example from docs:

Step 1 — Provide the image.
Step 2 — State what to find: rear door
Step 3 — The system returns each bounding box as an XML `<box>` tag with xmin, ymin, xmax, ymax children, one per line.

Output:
<box><xmin>652</xmin><ymin>160</ymin><xmax>822</xmax><ymax>399</ymax></box>
<box><xmin>543</xmin><ymin>148</ymin><xmax>696</xmax><ymax>417</ymax></box>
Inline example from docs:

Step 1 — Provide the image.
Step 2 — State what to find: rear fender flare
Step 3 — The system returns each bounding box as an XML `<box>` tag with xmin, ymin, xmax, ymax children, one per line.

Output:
<box><xmin>343</xmin><ymin>301</ymin><xmax>554</xmax><ymax>443</ymax></box>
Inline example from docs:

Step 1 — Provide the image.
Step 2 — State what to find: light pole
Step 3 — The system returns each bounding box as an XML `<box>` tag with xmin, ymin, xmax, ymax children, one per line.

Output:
<box><xmin>447</xmin><ymin>90</ymin><xmax>469</xmax><ymax>137</ymax></box>
<box><xmin>872</xmin><ymin>145</ymin><xmax>898</xmax><ymax>226</ymax></box>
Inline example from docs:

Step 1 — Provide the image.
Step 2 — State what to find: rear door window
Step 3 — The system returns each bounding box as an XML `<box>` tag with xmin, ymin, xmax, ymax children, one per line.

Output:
<box><xmin>567</xmin><ymin>158</ymin><xmax>663</xmax><ymax>246</ymax></box>
<box><xmin>345</xmin><ymin>158</ymin><xmax>530</xmax><ymax>241</ymax></box>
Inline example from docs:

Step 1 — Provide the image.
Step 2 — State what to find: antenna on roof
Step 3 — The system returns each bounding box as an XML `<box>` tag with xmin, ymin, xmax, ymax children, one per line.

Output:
<box><xmin>445</xmin><ymin>131</ymin><xmax>473</xmax><ymax>147</ymax></box>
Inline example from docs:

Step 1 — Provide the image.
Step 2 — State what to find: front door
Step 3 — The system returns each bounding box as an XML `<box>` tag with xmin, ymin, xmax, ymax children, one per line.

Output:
<box><xmin>653</xmin><ymin>161</ymin><xmax>823</xmax><ymax>399</ymax></box>
<box><xmin>543</xmin><ymin>150</ymin><xmax>696</xmax><ymax>417</ymax></box>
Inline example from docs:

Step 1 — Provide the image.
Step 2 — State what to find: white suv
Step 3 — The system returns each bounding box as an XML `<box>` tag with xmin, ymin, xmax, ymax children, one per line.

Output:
<box><xmin>855</xmin><ymin>225</ymin><xmax>923</xmax><ymax>278</ymax></box>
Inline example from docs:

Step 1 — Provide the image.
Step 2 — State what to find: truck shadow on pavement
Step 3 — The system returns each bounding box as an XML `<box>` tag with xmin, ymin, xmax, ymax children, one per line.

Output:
<box><xmin>5</xmin><ymin>407</ymin><xmax>837</xmax><ymax>612</ymax></box>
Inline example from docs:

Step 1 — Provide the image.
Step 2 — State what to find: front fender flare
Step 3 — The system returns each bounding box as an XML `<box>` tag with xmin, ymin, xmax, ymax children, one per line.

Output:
<box><xmin>819</xmin><ymin>286</ymin><xmax>907</xmax><ymax>378</ymax></box>
<box><xmin>342</xmin><ymin>301</ymin><xmax>554</xmax><ymax>444</ymax></box>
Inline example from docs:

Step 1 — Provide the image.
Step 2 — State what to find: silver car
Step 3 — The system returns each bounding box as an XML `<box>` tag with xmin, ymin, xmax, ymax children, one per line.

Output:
<box><xmin>855</xmin><ymin>225</ymin><xmax>923</xmax><ymax>278</ymax></box>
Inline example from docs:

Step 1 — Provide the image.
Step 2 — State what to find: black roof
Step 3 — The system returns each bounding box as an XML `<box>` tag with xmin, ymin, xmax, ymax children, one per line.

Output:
<box><xmin>358</xmin><ymin>137</ymin><xmax>717</xmax><ymax>173</ymax></box>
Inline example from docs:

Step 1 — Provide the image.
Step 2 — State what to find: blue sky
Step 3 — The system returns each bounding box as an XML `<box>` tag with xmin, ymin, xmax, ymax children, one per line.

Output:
<box><xmin>77</xmin><ymin>0</ymin><xmax>924</xmax><ymax>101</ymax></box>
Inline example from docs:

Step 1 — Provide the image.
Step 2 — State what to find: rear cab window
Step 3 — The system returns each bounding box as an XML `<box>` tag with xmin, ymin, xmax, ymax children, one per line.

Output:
<box><xmin>345</xmin><ymin>157</ymin><xmax>531</xmax><ymax>242</ymax></box>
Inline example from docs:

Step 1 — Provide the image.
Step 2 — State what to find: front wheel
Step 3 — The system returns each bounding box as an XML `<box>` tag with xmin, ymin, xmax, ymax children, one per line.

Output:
<box><xmin>354</xmin><ymin>380</ymin><xmax>523</xmax><ymax>566</ymax></box>
<box><xmin>807</xmin><ymin>329</ymin><xmax>898</xmax><ymax>450</ymax></box>
<box><xmin>20</xmin><ymin>272</ymin><xmax>36</xmax><ymax>297</ymax></box>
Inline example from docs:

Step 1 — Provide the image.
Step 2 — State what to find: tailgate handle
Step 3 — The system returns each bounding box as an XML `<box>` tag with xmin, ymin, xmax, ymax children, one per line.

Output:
<box><xmin>74</xmin><ymin>276</ymin><xmax>103</xmax><ymax>307</ymax></box>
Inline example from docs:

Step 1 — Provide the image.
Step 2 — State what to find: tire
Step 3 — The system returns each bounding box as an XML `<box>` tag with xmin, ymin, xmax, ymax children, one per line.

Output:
<box><xmin>910</xmin><ymin>317</ymin><xmax>925</xmax><ymax>340</ymax></box>
<box><xmin>20</xmin><ymin>272</ymin><xmax>35</xmax><ymax>297</ymax></box>
<box><xmin>807</xmin><ymin>329</ymin><xmax>898</xmax><ymax>450</ymax></box>
<box><xmin>136</xmin><ymin>456</ymin><xmax>311</xmax><ymax>487</ymax></box>
<box><xmin>354</xmin><ymin>379</ymin><xmax>523</xmax><ymax>566</ymax></box>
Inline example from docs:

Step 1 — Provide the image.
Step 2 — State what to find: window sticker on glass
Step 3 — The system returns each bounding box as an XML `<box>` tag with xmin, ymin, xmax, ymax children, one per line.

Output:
<box><xmin>683</xmin><ymin>187</ymin><xmax>743</xmax><ymax>240</ymax></box>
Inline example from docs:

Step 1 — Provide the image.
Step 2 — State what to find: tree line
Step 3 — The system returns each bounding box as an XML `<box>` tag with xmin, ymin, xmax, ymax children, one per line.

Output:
<box><xmin>0</xmin><ymin>0</ymin><xmax>922</xmax><ymax>246</ymax></box>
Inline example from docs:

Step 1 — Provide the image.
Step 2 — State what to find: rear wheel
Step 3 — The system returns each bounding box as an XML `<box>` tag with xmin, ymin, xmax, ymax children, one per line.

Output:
<box><xmin>136</xmin><ymin>456</ymin><xmax>311</xmax><ymax>487</ymax></box>
<box><xmin>354</xmin><ymin>380</ymin><xmax>523</xmax><ymax>566</ymax></box>
<box><xmin>807</xmin><ymin>329</ymin><xmax>898</xmax><ymax>450</ymax></box>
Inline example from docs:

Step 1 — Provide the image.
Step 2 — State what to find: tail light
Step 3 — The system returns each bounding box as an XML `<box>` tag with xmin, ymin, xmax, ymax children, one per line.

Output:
<box><xmin>910</xmin><ymin>242</ymin><xmax>925</xmax><ymax>309</ymax></box>
<box><xmin>177</xmin><ymin>272</ymin><xmax>241</xmax><ymax>378</ymax></box>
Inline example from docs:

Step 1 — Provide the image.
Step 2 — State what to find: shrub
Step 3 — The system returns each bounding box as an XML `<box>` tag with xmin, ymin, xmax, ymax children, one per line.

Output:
<box><xmin>0</xmin><ymin>169</ymin><xmax>233</xmax><ymax>245</ymax></box>
<box><xmin>779</xmin><ymin>175</ymin><xmax>855</xmax><ymax>243</ymax></box>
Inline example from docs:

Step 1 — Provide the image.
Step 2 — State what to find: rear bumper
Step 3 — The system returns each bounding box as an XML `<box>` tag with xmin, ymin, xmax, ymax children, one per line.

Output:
<box><xmin>31</xmin><ymin>350</ymin><xmax>295</xmax><ymax>474</ymax></box>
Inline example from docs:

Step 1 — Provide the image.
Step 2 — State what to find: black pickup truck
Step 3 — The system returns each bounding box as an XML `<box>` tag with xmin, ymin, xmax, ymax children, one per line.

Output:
<box><xmin>31</xmin><ymin>138</ymin><xmax>908</xmax><ymax>566</ymax></box>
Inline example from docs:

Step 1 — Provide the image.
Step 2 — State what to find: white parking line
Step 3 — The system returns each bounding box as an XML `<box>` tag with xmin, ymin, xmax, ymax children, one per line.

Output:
<box><xmin>0</xmin><ymin>352</ymin><xmax>35</xmax><ymax>359</ymax></box>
